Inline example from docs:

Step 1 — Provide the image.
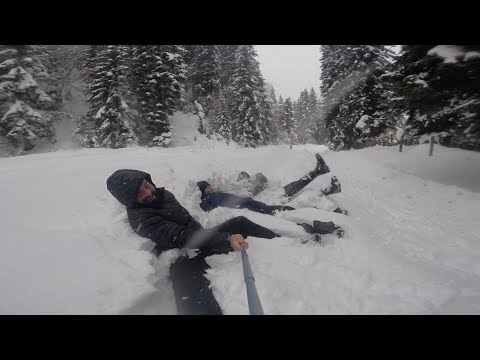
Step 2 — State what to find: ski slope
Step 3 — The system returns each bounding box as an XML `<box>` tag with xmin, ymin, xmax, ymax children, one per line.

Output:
<box><xmin>1</xmin><ymin>113</ymin><xmax>480</xmax><ymax>314</ymax></box>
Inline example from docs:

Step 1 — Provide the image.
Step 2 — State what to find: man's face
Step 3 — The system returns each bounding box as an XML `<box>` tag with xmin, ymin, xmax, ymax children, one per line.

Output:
<box><xmin>204</xmin><ymin>185</ymin><xmax>214</xmax><ymax>195</ymax></box>
<box><xmin>137</xmin><ymin>179</ymin><xmax>157</xmax><ymax>204</ymax></box>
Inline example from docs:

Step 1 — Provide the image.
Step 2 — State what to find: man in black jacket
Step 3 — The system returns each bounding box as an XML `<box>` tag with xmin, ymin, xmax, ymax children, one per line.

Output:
<box><xmin>106</xmin><ymin>169</ymin><xmax>280</xmax><ymax>315</ymax></box>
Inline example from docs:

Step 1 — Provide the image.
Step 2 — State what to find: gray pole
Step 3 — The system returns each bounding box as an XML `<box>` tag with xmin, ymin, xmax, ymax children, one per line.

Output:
<box><xmin>241</xmin><ymin>248</ymin><xmax>265</xmax><ymax>315</ymax></box>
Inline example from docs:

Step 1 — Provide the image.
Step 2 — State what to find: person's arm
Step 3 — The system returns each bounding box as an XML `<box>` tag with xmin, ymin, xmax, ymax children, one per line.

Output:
<box><xmin>212</xmin><ymin>192</ymin><xmax>253</xmax><ymax>209</ymax></box>
<box><xmin>132</xmin><ymin>210</ymin><xmax>231</xmax><ymax>251</ymax></box>
<box><xmin>200</xmin><ymin>197</ymin><xmax>216</xmax><ymax>212</ymax></box>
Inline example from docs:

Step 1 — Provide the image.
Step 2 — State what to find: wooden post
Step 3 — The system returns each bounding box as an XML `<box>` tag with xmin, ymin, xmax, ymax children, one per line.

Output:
<box><xmin>429</xmin><ymin>136</ymin><xmax>434</xmax><ymax>156</ymax></box>
<box><xmin>289</xmin><ymin>126</ymin><xmax>293</xmax><ymax>150</ymax></box>
<box><xmin>399</xmin><ymin>134</ymin><xmax>405</xmax><ymax>152</ymax></box>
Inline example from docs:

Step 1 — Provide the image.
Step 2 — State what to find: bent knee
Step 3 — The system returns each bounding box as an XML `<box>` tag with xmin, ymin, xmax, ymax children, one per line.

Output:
<box><xmin>232</xmin><ymin>215</ymin><xmax>252</xmax><ymax>224</ymax></box>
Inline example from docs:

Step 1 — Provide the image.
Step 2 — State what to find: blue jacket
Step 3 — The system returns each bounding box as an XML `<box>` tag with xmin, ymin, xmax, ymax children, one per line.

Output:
<box><xmin>200</xmin><ymin>192</ymin><xmax>269</xmax><ymax>213</ymax></box>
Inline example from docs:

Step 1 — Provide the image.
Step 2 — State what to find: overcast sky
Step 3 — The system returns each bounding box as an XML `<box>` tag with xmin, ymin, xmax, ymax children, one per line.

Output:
<box><xmin>256</xmin><ymin>45</ymin><xmax>321</xmax><ymax>100</ymax></box>
<box><xmin>255</xmin><ymin>45</ymin><xmax>401</xmax><ymax>101</ymax></box>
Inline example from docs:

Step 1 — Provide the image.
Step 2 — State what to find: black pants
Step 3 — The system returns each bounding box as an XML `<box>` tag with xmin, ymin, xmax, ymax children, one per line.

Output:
<box><xmin>261</xmin><ymin>205</ymin><xmax>296</xmax><ymax>215</ymax></box>
<box><xmin>211</xmin><ymin>215</ymin><xmax>280</xmax><ymax>239</ymax></box>
<box><xmin>283</xmin><ymin>170</ymin><xmax>321</xmax><ymax>198</ymax></box>
<box><xmin>169</xmin><ymin>216</ymin><xmax>279</xmax><ymax>315</ymax></box>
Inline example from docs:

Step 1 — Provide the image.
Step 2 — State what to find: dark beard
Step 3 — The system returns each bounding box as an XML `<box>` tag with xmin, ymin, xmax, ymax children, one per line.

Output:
<box><xmin>143</xmin><ymin>188</ymin><xmax>164</xmax><ymax>208</ymax></box>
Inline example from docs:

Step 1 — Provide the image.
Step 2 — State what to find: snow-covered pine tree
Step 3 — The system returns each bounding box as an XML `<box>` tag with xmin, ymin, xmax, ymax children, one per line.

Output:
<box><xmin>257</xmin><ymin>73</ymin><xmax>273</xmax><ymax>145</ymax></box>
<box><xmin>383</xmin><ymin>45</ymin><xmax>480</xmax><ymax>150</ymax></box>
<box><xmin>185</xmin><ymin>45</ymin><xmax>222</xmax><ymax>134</ymax></box>
<box><xmin>188</xmin><ymin>45</ymin><xmax>221</xmax><ymax>101</ymax></box>
<box><xmin>0</xmin><ymin>45</ymin><xmax>56</xmax><ymax>153</ymax></box>
<box><xmin>211</xmin><ymin>91</ymin><xmax>232</xmax><ymax>143</ymax></box>
<box><xmin>130</xmin><ymin>45</ymin><xmax>186</xmax><ymax>147</ymax></box>
<box><xmin>295</xmin><ymin>89</ymin><xmax>310</xmax><ymax>143</ymax></box>
<box><xmin>278</xmin><ymin>97</ymin><xmax>297</xmax><ymax>145</ymax></box>
<box><xmin>218</xmin><ymin>45</ymin><xmax>239</xmax><ymax>91</ymax></box>
<box><xmin>40</xmin><ymin>45</ymin><xmax>87</xmax><ymax>100</ymax></box>
<box><xmin>182</xmin><ymin>45</ymin><xmax>198</xmax><ymax>69</ymax></box>
<box><xmin>76</xmin><ymin>45</ymin><xmax>137</xmax><ymax>148</ymax></box>
<box><xmin>320</xmin><ymin>45</ymin><xmax>394</xmax><ymax>150</ymax></box>
<box><xmin>265</xmin><ymin>83</ymin><xmax>281</xmax><ymax>144</ymax></box>
<box><xmin>230</xmin><ymin>45</ymin><xmax>271</xmax><ymax>147</ymax></box>
<box><xmin>309</xmin><ymin>87</ymin><xmax>328</xmax><ymax>144</ymax></box>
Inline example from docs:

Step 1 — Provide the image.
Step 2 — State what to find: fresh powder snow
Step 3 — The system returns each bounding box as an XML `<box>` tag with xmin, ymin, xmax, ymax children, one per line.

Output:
<box><xmin>1</xmin><ymin>112</ymin><xmax>480</xmax><ymax>315</ymax></box>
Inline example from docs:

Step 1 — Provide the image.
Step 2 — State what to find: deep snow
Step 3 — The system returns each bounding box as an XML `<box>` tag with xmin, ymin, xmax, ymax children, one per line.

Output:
<box><xmin>1</xmin><ymin>113</ymin><xmax>480</xmax><ymax>314</ymax></box>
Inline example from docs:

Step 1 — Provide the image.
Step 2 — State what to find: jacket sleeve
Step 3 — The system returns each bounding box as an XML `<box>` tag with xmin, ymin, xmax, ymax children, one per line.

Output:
<box><xmin>133</xmin><ymin>210</ymin><xmax>231</xmax><ymax>251</ymax></box>
<box><xmin>243</xmin><ymin>199</ymin><xmax>268</xmax><ymax>211</ymax></box>
<box><xmin>212</xmin><ymin>193</ymin><xmax>250</xmax><ymax>209</ymax></box>
<box><xmin>200</xmin><ymin>197</ymin><xmax>215</xmax><ymax>212</ymax></box>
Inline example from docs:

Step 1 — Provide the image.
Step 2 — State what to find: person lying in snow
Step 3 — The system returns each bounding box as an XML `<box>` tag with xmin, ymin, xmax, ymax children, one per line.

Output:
<box><xmin>197</xmin><ymin>153</ymin><xmax>347</xmax><ymax>215</ymax></box>
<box><xmin>106</xmin><ymin>169</ymin><xmax>343</xmax><ymax>315</ymax></box>
<box><xmin>107</xmin><ymin>169</ymin><xmax>281</xmax><ymax>315</ymax></box>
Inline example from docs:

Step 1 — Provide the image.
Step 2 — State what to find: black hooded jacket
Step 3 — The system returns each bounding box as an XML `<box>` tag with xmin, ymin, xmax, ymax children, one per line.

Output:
<box><xmin>107</xmin><ymin>170</ymin><xmax>231</xmax><ymax>253</ymax></box>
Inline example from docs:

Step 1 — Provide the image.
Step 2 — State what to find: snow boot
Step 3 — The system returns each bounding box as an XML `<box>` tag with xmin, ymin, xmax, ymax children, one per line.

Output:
<box><xmin>323</xmin><ymin>176</ymin><xmax>341</xmax><ymax>196</ymax></box>
<box><xmin>333</xmin><ymin>207</ymin><xmax>348</xmax><ymax>215</ymax></box>
<box><xmin>314</xmin><ymin>153</ymin><xmax>330</xmax><ymax>175</ymax></box>
<box><xmin>313</xmin><ymin>220</ymin><xmax>338</xmax><ymax>234</ymax></box>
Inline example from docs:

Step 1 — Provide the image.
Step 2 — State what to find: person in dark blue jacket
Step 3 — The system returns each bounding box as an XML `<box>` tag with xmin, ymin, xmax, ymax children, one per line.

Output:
<box><xmin>198</xmin><ymin>153</ymin><xmax>346</xmax><ymax>215</ymax></box>
<box><xmin>197</xmin><ymin>181</ymin><xmax>295</xmax><ymax>215</ymax></box>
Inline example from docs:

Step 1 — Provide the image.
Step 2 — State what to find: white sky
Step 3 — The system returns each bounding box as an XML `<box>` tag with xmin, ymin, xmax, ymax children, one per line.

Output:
<box><xmin>255</xmin><ymin>45</ymin><xmax>401</xmax><ymax>101</ymax></box>
<box><xmin>256</xmin><ymin>45</ymin><xmax>321</xmax><ymax>100</ymax></box>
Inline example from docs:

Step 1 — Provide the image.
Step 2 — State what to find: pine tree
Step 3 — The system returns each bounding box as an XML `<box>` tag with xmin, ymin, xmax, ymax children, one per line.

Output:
<box><xmin>211</xmin><ymin>91</ymin><xmax>232</xmax><ymax>142</ymax></box>
<box><xmin>218</xmin><ymin>45</ymin><xmax>239</xmax><ymax>90</ymax></box>
<box><xmin>130</xmin><ymin>45</ymin><xmax>186</xmax><ymax>147</ymax></box>
<box><xmin>185</xmin><ymin>45</ymin><xmax>222</xmax><ymax>134</ymax></box>
<box><xmin>0</xmin><ymin>45</ymin><xmax>56</xmax><ymax>153</ymax></box>
<box><xmin>230</xmin><ymin>45</ymin><xmax>271</xmax><ymax>147</ymax></box>
<box><xmin>278</xmin><ymin>97</ymin><xmax>297</xmax><ymax>145</ymax></box>
<box><xmin>320</xmin><ymin>45</ymin><xmax>394</xmax><ymax>150</ymax></box>
<box><xmin>295</xmin><ymin>89</ymin><xmax>311</xmax><ymax>143</ymax></box>
<box><xmin>265</xmin><ymin>83</ymin><xmax>281</xmax><ymax>144</ymax></box>
<box><xmin>384</xmin><ymin>45</ymin><xmax>480</xmax><ymax>150</ymax></box>
<box><xmin>76</xmin><ymin>45</ymin><xmax>137</xmax><ymax>148</ymax></box>
<box><xmin>309</xmin><ymin>87</ymin><xmax>327</xmax><ymax>144</ymax></box>
<box><xmin>188</xmin><ymin>45</ymin><xmax>221</xmax><ymax>101</ymax></box>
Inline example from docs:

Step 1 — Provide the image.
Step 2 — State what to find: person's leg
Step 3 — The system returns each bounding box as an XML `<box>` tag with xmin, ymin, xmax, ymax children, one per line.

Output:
<box><xmin>212</xmin><ymin>216</ymin><xmax>280</xmax><ymax>239</ymax></box>
<box><xmin>170</xmin><ymin>253</ymin><xmax>223</xmax><ymax>315</ymax></box>
<box><xmin>263</xmin><ymin>205</ymin><xmax>296</xmax><ymax>215</ymax></box>
<box><xmin>283</xmin><ymin>153</ymin><xmax>330</xmax><ymax>197</ymax></box>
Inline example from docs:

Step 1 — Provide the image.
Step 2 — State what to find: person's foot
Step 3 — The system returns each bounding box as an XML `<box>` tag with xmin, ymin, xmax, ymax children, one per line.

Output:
<box><xmin>336</xmin><ymin>228</ymin><xmax>345</xmax><ymax>238</ymax></box>
<box><xmin>314</xmin><ymin>153</ymin><xmax>330</xmax><ymax>175</ymax></box>
<box><xmin>331</xmin><ymin>176</ymin><xmax>341</xmax><ymax>192</ymax></box>
<box><xmin>254</xmin><ymin>172</ymin><xmax>268</xmax><ymax>185</ymax></box>
<box><xmin>313</xmin><ymin>220</ymin><xmax>337</xmax><ymax>234</ymax></box>
<box><xmin>251</xmin><ymin>173</ymin><xmax>269</xmax><ymax>195</ymax></box>
<box><xmin>323</xmin><ymin>176</ymin><xmax>342</xmax><ymax>196</ymax></box>
<box><xmin>333</xmin><ymin>207</ymin><xmax>348</xmax><ymax>215</ymax></box>
<box><xmin>237</xmin><ymin>171</ymin><xmax>251</xmax><ymax>182</ymax></box>
<box><xmin>298</xmin><ymin>222</ymin><xmax>315</xmax><ymax>234</ymax></box>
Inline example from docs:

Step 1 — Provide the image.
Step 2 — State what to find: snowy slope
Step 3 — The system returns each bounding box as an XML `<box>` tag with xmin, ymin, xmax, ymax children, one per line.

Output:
<box><xmin>1</xmin><ymin>114</ymin><xmax>480</xmax><ymax>314</ymax></box>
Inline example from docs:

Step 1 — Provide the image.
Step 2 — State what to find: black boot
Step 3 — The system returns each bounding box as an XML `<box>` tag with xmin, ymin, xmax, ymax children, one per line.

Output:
<box><xmin>333</xmin><ymin>207</ymin><xmax>348</xmax><ymax>215</ymax></box>
<box><xmin>313</xmin><ymin>220</ymin><xmax>345</xmax><ymax>238</ymax></box>
<box><xmin>298</xmin><ymin>222</ymin><xmax>315</xmax><ymax>234</ymax></box>
<box><xmin>313</xmin><ymin>153</ymin><xmax>330</xmax><ymax>176</ymax></box>
<box><xmin>323</xmin><ymin>176</ymin><xmax>342</xmax><ymax>196</ymax></box>
<box><xmin>237</xmin><ymin>171</ymin><xmax>252</xmax><ymax>182</ymax></box>
<box><xmin>252</xmin><ymin>172</ymin><xmax>269</xmax><ymax>195</ymax></box>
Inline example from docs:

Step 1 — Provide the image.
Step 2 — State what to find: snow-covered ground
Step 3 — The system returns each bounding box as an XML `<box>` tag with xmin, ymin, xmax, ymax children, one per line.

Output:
<box><xmin>1</xmin><ymin>113</ymin><xmax>480</xmax><ymax>314</ymax></box>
